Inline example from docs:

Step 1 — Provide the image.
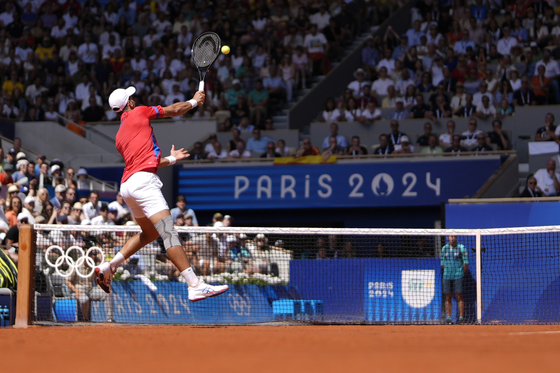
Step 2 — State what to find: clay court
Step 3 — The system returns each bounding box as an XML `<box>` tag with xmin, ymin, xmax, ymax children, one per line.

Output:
<box><xmin>3</xmin><ymin>324</ymin><xmax>560</xmax><ymax>373</ymax></box>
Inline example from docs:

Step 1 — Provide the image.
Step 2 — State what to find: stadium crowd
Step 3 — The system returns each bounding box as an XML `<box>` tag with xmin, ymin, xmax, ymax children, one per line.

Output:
<box><xmin>317</xmin><ymin>0</ymin><xmax>560</xmax><ymax>153</ymax></box>
<box><xmin>0</xmin><ymin>0</ymin><xmax>374</xmax><ymax>132</ymax></box>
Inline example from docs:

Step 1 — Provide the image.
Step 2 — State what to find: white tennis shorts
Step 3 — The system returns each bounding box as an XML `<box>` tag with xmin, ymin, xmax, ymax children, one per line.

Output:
<box><xmin>120</xmin><ymin>172</ymin><xmax>169</xmax><ymax>219</ymax></box>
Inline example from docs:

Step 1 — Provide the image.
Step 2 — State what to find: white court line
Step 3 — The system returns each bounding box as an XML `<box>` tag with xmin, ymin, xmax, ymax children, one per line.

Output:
<box><xmin>509</xmin><ymin>331</ymin><xmax>560</xmax><ymax>336</ymax></box>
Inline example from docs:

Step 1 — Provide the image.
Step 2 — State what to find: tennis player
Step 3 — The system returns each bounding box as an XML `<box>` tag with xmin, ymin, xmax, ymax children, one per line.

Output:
<box><xmin>94</xmin><ymin>86</ymin><xmax>228</xmax><ymax>302</ymax></box>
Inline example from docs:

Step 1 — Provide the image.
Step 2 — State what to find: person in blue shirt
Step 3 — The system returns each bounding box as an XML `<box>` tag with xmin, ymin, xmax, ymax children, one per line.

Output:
<box><xmin>440</xmin><ymin>235</ymin><xmax>469</xmax><ymax>324</ymax></box>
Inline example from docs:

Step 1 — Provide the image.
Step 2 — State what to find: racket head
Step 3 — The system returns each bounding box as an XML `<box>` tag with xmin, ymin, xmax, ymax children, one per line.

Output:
<box><xmin>191</xmin><ymin>32</ymin><xmax>222</xmax><ymax>69</ymax></box>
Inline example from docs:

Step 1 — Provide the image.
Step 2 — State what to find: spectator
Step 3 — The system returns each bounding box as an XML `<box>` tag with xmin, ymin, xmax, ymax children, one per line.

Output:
<box><xmin>207</xmin><ymin>141</ymin><xmax>229</xmax><ymax>160</ymax></box>
<box><xmin>381</xmin><ymin>86</ymin><xmax>398</xmax><ymax>109</ymax></box>
<box><xmin>362</xmin><ymin>35</ymin><xmax>380</xmax><ymax>79</ymax></box>
<box><xmin>248</xmin><ymin>79</ymin><xmax>269</xmax><ymax>128</ymax></box>
<box><xmin>453</xmin><ymin>93</ymin><xmax>477</xmax><ymax>117</ymax></box>
<box><xmin>50</xmin><ymin>185</ymin><xmax>67</xmax><ymax>208</ymax></box>
<box><xmin>535</xmin><ymin>49</ymin><xmax>560</xmax><ymax>104</ymax></box>
<box><xmin>230</xmin><ymin>94</ymin><xmax>251</xmax><ymax>126</ymax></box>
<box><xmin>319</xmin><ymin>97</ymin><xmax>341</xmax><ymax>123</ymax></box>
<box><xmin>229</xmin><ymin>139</ymin><xmax>252</xmax><ymax>159</ymax></box>
<box><xmin>82</xmin><ymin>96</ymin><xmax>106</xmax><ymax>122</ymax></box>
<box><xmin>0</xmin><ymin>164</ymin><xmax>14</xmax><ymax>185</ymax></box>
<box><xmin>304</xmin><ymin>24</ymin><xmax>330</xmax><ymax>75</ymax></box>
<box><xmin>533</xmin><ymin>159</ymin><xmax>560</xmax><ymax>196</ymax></box>
<box><xmin>445</xmin><ymin>134</ymin><xmax>469</xmax><ymax>153</ymax></box>
<box><xmin>81</xmin><ymin>191</ymin><xmax>101</xmax><ymax>225</ymax></box>
<box><xmin>91</xmin><ymin>204</ymin><xmax>115</xmax><ymax>226</ymax></box>
<box><xmin>421</xmin><ymin>134</ymin><xmax>444</xmax><ymax>154</ymax></box>
<box><xmin>165</xmin><ymin>83</ymin><xmax>186</xmax><ymax>106</ymax></box>
<box><xmin>472</xmin><ymin>81</ymin><xmax>493</xmax><ymax>106</ymax></box>
<box><xmin>431</xmin><ymin>94</ymin><xmax>452</xmax><ymax>122</ymax></box>
<box><xmin>322</xmin><ymin>123</ymin><xmax>348</xmax><ymax>149</ymax></box>
<box><xmin>409</xmin><ymin>94</ymin><xmax>434</xmax><ymax>120</ymax></box>
<box><xmin>487</xmin><ymin>119</ymin><xmax>510</xmax><ymax>150</ymax></box>
<box><xmin>371</xmin><ymin>67</ymin><xmax>394</xmax><ymax>96</ymax></box>
<box><xmin>346</xmin><ymin>136</ymin><xmax>368</xmax><ymax>156</ymax></box>
<box><xmin>531</xmin><ymin>65</ymin><xmax>550</xmax><ymax>105</ymax></box>
<box><xmin>78</xmin><ymin>33</ymin><xmax>98</xmax><ymax>68</ymax></box>
<box><xmin>170</xmin><ymin>196</ymin><xmax>198</xmax><ymax>226</ymax></box>
<box><xmin>191</xmin><ymin>142</ymin><xmax>207</xmax><ymax>161</ymax></box>
<box><xmin>358</xmin><ymin>101</ymin><xmax>382</xmax><ymax>123</ymax></box>
<box><xmin>388</xmin><ymin>99</ymin><xmax>410</xmax><ymax>120</ymax></box>
<box><xmin>373</xmin><ymin>134</ymin><xmax>393</xmax><ymax>155</ymax></box>
<box><xmin>261</xmin><ymin>142</ymin><xmax>282</xmax><ymax>158</ymax></box>
<box><xmin>388</xmin><ymin>120</ymin><xmax>406</xmax><ymax>147</ymax></box>
<box><xmin>296</xmin><ymin>138</ymin><xmax>320</xmax><ymax>157</ymax></box>
<box><xmin>292</xmin><ymin>45</ymin><xmax>309</xmax><ymax>89</ymax></box>
<box><xmin>393</xmin><ymin>135</ymin><xmax>415</xmax><ymax>154</ymax></box>
<box><xmin>276</xmin><ymin>139</ymin><xmax>291</xmax><ymax>157</ymax></box>
<box><xmin>497</xmin><ymin>26</ymin><xmax>518</xmax><ymax>56</ymax></box>
<box><xmin>475</xmin><ymin>96</ymin><xmax>496</xmax><ymax>119</ymax></box>
<box><xmin>513</xmin><ymin>77</ymin><xmax>537</xmax><ymax>107</ymax></box>
<box><xmin>520</xmin><ymin>176</ymin><xmax>544</xmax><ymax>197</ymax></box>
<box><xmin>535</xmin><ymin>113</ymin><xmax>557</xmax><ymax>142</ymax></box>
<box><xmin>263</xmin><ymin>65</ymin><xmax>286</xmax><ymax>103</ymax></box>
<box><xmin>441</xmin><ymin>235</ymin><xmax>469</xmax><ymax>325</ymax></box>
<box><xmin>348</xmin><ymin>68</ymin><xmax>370</xmax><ymax>96</ymax></box>
<box><xmin>20</xmin><ymin>196</ymin><xmax>36</xmax><ymax>224</ymax></box>
<box><xmin>247</xmin><ymin>128</ymin><xmax>273</xmax><ymax>153</ymax></box>
<box><xmin>238</xmin><ymin>116</ymin><xmax>254</xmax><ymax>133</ymax></box>
<box><xmin>108</xmin><ymin>191</ymin><xmax>131</xmax><ymax>222</ymax></box>
<box><xmin>462</xmin><ymin>118</ymin><xmax>483</xmax><ymax>148</ymax></box>
<box><xmin>416</xmin><ymin>122</ymin><xmax>434</xmax><ymax>147</ymax></box>
<box><xmin>472</xmin><ymin>133</ymin><xmax>493</xmax><ymax>152</ymax></box>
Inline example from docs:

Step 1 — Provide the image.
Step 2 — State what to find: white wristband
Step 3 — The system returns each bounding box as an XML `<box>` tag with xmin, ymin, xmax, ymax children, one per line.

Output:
<box><xmin>165</xmin><ymin>155</ymin><xmax>177</xmax><ymax>165</ymax></box>
<box><xmin>188</xmin><ymin>99</ymin><xmax>198</xmax><ymax>108</ymax></box>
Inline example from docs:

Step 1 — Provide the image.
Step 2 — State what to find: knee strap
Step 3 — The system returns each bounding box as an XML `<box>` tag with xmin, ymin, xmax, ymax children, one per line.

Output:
<box><xmin>154</xmin><ymin>215</ymin><xmax>181</xmax><ymax>250</ymax></box>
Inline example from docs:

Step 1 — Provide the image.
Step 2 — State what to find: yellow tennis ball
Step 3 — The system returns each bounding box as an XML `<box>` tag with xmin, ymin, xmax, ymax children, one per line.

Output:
<box><xmin>222</xmin><ymin>45</ymin><xmax>230</xmax><ymax>54</ymax></box>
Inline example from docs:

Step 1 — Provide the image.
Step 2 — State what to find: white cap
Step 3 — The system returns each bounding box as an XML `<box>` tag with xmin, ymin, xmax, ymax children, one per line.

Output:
<box><xmin>24</xmin><ymin>196</ymin><xmax>36</xmax><ymax>205</ymax></box>
<box><xmin>108</xmin><ymin>86</ymin><xmax>136</xmax><ymax>112</ymax></box>
<box><xmin>256</xmin><ymin>233</ymin><xmax>266</xmax><ymax>239</ymax></box>
<box><xmin>226</xmin><ymin>235</ymin><xmax>237</xmax><ymax>243</ymax></box>
<box><xmin>16</xmin><ymin>152</ymin><xmax>27</xmax><ymax>160</ymax></box>
<box><xmin>51</xmin><ymin>164</ymin><xmax>61</xmax><ymax>173</ymax></box>
<box><xmin>17</xmin><ymin>159</ymin><xmax>28</xmax><ymax>169</ymax></box>
<box><xmin>401</xmin><ymin>135</ymin><xmax>410</xmax><ymax>143</ymax></box>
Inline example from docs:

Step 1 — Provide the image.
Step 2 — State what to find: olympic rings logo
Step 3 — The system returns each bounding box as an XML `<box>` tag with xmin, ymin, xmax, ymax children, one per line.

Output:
<box><xmin>45</xmin><ymin>245</ymin><xmax>105</xmax><ymax>278</ymax></box>
<box><xmin>227</xmin><ymin>293</ymin><xmax>251</xmax><ymax>316</ymax></box>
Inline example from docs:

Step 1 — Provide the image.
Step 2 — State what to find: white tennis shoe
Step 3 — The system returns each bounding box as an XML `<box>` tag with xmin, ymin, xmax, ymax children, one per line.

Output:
<box><xmin>94</xmin><ymin>262</ymin><xmax>114</xmax><ymax>294</ymax></box>
<box><xmin>188</xmin><ymin>280</ymin><xmax>229</xmax><ymax>302</ymax></box>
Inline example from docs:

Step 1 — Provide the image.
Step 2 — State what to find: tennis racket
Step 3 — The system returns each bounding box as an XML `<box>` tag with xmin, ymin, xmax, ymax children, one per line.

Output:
<box><xmin>191</xmin><ymin>32</ymin><xmax>222</xmax><ymax>92</ymax></box>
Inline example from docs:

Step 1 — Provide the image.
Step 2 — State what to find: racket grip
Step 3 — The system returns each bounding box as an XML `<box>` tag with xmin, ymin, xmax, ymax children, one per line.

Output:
<box><xmin>199</xmin><ymin>81</ymin><xmax>204</xmax><ymax>91</ymax></box>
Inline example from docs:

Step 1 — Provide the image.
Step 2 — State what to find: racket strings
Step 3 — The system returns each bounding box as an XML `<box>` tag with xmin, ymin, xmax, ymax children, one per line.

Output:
<box><xmin>193</xmin><ymin>34</ymin><xmax>220</xmax><ymax>68</ymax></box>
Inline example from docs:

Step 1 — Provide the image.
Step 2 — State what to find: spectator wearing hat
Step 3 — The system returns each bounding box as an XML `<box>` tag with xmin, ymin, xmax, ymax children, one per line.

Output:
<box><xmin>348</xmin><ymin>68</ymin><xmax>370</xmax><ymax>96</ymax></box>
<box><xmin>170</xmin><ymin>195</ymin><xmax>198</xmax><ymax>226</ymax></box>
<box><xmin>393</xmin><ymin>135</ymin><xmax>415</xmax><ymax>154</ymax></box>
<box><xmin>68</xmin><ymin>202</ymin><xmax>83</xmax><ymax>225</ymax></box>
<box><xmin>50</xmin><ymin>164</ymin><xmax>63</xmax><ymax>185</ymax></box>
<box><xmin>50</xmin><ymin>184</ymin><xmax>67</xmax><ymax>208</ymax></box>
<box><xmin>76</xmin><ymin>168</ymin><xmax>89</xmax><ymax>190</ymax></box>
<box><xmin>20</xmin><ymin>196</ymin><xmax>36</xmax><ymax>224</ymax></box>
<box><xmin>223</xmin><ymin>215</ymin><xmax>233</xmax><ymax>227</ymax></box>
<box><xmin>13</xmin><ymin>159</ymin><xmax>33</xmax><ymax>187</ymax></box>
<box><xmin>213</xmin><ymin>212</ymin><xmax>224</xmax><ymax>227</ymax></box>
<box><xmin>6</xmin><ymin>148</ymin><xmax>17</xmax><ymax>168</ymax></box>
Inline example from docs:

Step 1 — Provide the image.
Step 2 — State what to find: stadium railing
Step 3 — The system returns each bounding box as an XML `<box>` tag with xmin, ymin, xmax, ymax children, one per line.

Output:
<box><xmin>13</xmin><ymin>224</ymin><xmax>560</xmax><ymax>327</ymax></box>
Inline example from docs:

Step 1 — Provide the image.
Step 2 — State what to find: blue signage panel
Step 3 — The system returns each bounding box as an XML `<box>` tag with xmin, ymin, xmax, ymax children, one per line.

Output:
<box><xmin>446</xmin><ymin>203</ymin><xmax>560</xmax><ymax>228</ymax></box>
<box><xmin>177</xmin><ymin>159</ymin><xmax>501</xmax><ymax>210</ymax></box>
<box><xmin>290</xmin><ymin>258</ymin><xmax>442</xmax><ymax>323</ymax></box>
<box><xmin>91</xmin><ymin>282</ymin><xmax>274</xmax><ymax>324</ymax></box>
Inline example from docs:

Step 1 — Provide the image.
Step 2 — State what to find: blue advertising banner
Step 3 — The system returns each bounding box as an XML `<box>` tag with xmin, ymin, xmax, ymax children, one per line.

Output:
<box><xmin>446</xmin><ymin>203</ymin><xmax>560</xmax><ymax>228</ymax></box>
<box><xmin>91</xmin><ymin>282</ymin><xmax>274</xmax><ymax>324</ymax></box>
<box><xmin>177</xmin><ymin>159</ymin><xmax>502</xmax><ymax>210</ymax></box>
<box><xmin>364</xmin><ymin>259</ymin><xmax>442</xmax><ymax>323</ymax></box>
<box><xmin>290</xmin><ymin>258</ymin><xmax>442</xmax><ymax>323</ymax></box>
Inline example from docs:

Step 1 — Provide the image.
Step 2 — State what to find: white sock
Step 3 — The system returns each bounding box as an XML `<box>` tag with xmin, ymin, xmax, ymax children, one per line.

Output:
<box><xmin>181</xmin><ymin>267</ymin><xmax>199</xmax><ymax>287</ymax></box>
<box><xmin>109</xmin><ymin>252</ymin><xmax>126</xmax><ymax>273</ymax></box>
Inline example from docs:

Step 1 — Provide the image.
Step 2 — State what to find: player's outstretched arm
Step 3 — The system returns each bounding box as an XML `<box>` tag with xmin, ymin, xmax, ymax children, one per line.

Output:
<box><xmin>162</xmin><ymin>91</ymin><xmax>205</xmax><ymax>117</ymax></box>
<box><xmin>160</xmin><ymin>145</ymin><xmax>190</xmax><ymax>167</ymax></box>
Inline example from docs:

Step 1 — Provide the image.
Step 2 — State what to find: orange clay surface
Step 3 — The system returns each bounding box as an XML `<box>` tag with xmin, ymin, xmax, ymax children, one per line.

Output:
<box><xmin>2</xmin><ymin>324</ymin><xmax>560</xmax><ymax>373</ymax></box>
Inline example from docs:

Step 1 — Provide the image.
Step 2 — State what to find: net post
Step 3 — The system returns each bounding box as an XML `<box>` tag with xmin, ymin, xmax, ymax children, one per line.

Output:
<box><xmin>475</xmin><ymin>229</ymin><xmax>482</xmax><ymax>324</ymax></box>
<box><xmin>14</xmin><ymin>224</ymin><xmax>36</xmax><ymax>328</ymax></box>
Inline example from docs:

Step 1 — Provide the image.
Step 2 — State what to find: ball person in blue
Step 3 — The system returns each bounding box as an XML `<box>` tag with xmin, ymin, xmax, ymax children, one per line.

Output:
<box><xmin>440</xmin><ymin>235</ymin><xmax>469</xmax><ymax>324</ymax></box>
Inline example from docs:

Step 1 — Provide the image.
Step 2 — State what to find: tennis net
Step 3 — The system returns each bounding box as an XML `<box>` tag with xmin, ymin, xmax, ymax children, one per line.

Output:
<box><xmin>15</xmin><ymin>224</ymin><xmax>560</xmax><ymax>325</ymax></box>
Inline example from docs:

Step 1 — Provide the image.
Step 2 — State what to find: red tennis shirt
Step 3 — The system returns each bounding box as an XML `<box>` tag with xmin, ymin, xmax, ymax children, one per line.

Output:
<box><xmin>116</xmin><ymin>105</ymin><xmax>164</xmax><ymax>183</ymax></box>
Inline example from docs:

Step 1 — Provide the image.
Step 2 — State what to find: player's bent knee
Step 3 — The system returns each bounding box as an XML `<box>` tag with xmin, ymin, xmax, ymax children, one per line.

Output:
<box><xmin>154</xmin><ymin>215</ymin><xmax>181</xmax><ymax>250</ymax></box>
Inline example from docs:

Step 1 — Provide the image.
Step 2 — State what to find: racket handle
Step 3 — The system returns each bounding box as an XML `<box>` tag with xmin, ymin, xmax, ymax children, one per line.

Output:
<box><xmin>199</xmin><ymin>81</ymin><xmax>204</xmax><ymax>91</ymax></box>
